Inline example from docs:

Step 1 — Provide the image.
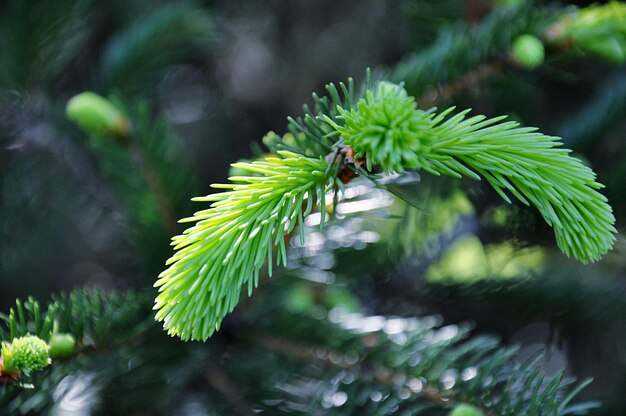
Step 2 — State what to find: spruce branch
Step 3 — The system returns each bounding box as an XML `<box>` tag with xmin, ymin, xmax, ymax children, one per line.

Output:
<box><xmin>329</xmin><ymin>82</ymin><xmax>616</xmax><ymax>263</ymax></box>
<box><xmin>0</xmin><ymin>290</ymin><xmax>154</xmax><ymax>412</ymax></box>
<box><xmin>426</xmin><ymin>108</ymin><xmax>616</xmax><ymax>263</ymax></box>
<box><xmin>391</xmin><ymin>1</ymin><xmax>626</xmax><ymax>110</ymax></box>
<box><xmin>250</xmin><ymin>310</ymin><xmax>596</xmax><ymax>415</ymax></box>
<box><xmin>154</xmin><ymin>75</ymin><xmax>616</xmax><ymax>341</ymax></box>
<box><xmin>0</xmin><ymin>290</ymin><xmax>153</xmax><ymax>350</ymax></box>
<box><xmin>154</xmin><ymin>151</ymin><xmax>331</xmax><ymax>341</ymax></box>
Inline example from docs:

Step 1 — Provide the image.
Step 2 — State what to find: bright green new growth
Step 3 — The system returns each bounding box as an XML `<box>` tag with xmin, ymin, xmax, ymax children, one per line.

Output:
<box><xmin>66</xmin><ymin>92</ymin><xmax>130</xmax><ymax>137</ymax></box>
<box><xmin>327</xmin><ymin>81</ymin><xmax>437</xmax><ymax>173</ymax></box>
<box><xmin>333</xmin><ymin>82</ymin><xmax>616</xmax><ymax>263</ymax></box>
<box><xmin>154</xmin><ymin>151</ymin><xmax>329</xmax><ymax>340</ymax></box>
<box><xmin>1</xmin><ymin>335</ymin><xmax>51</xmax><ymax>375</ymax></box>
<box><xmin>561</xmin><ymin>1</ymin><xmax>626</xmax><ymax>63</ymax></box>
<box><xmin>155</xmin><ymin>78</ymin><xmax>615</xmax><ymax>341</ymax></box>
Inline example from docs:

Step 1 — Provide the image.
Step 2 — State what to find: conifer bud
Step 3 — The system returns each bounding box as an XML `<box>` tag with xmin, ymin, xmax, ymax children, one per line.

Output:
<box><xmin>449</xmin><ymin>404</ymin><xmax>485</xmax><ymax>416</ymax></box>
<box><xmin>48</xmin><ymin>333</ymin><xmax>76</xmax><ymax>358</ymax></box>
<box><xmin>512</xmin><ymin>35</ymin><xmax>545</xmax><ymax>69</ymax></box>
<box><xmin>326</xmin><ymin>81</ymin><xmax>436</xmax><ymax>173</ymax></box>
<box><xmin>262</xmin><ymin>131</ymin><xmax>281</xmax><ymax>151</ymax></box>
<box><xmin>66</xmin><ymin>92</ymin><xmax>131</xmax><ymax>137</ymax></box>
<box><xmin>1</xmin><ymin>335</ymin><xmax>51</xmax><ymax>375</ymax></box>
<box><xmin>555</xmin><ymin>2</ymin><xmax>626</xmax><ymax>63</ymax></box>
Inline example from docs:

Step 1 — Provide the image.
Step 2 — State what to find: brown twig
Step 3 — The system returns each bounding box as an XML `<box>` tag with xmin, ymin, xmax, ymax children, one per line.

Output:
<box><xmin>465</xmin><ymin>0</ymin><xmax>481</xmax><ymax>25</ymax></box>
<box><xmin>128</xmin><ymin>141</ymin><xmax>179</xmax><ymax>234</ymax></box>
<box><xmin>418</xmin><ymin>60</ymin><xmax>504</xmax><ymax>109</ymax></box>
<box><xmin>416</xmin><ymin>13</ymin><xmax>587</xmax><ymax>110</ymax></box>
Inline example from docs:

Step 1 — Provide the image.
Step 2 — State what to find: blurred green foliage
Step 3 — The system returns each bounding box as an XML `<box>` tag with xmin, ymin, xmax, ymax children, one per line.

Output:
<box><xmin>1</xmin><ymin>0</ymin><xmax>626</xmax><ymax>415</ymax></box>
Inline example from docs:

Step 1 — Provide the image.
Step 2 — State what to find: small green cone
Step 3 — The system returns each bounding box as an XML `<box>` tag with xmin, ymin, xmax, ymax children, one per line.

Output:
<box><xmin>512</xmin><ymin>34</ymin><xmax>545</xmax><ymax>69</ymax></box>
<box><xmin>49</xmin><ymin>333</ymin><xmax>76</xmax><ymax>359</ymax></box>
<box><xmin>66</xmin><ymin>92</ymin><xmax>130</xmax><ymax>137</ymax></box>
<box><xmin>449</xmin><ymin>404</ymin><xmax>485</xmax><ymax>416</ymax></box>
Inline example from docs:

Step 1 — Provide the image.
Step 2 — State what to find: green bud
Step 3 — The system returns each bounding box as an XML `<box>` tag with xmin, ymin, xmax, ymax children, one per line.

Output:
<box><xmin>262</xmin><ymin>131</ymin><xmax>281</xmax><ymax>152</ymax></box>
<box><xmin>48</xmin><ymin>333</ymin><xmax>76</xmax><ymax>358</ymax></box>
<box><xmin>326</xmin><ymin>81</ymin><xmax>436</xmax><ymax>173</ymax></box>
<box><xmin>558</xmin><ymin>2</ymin><xmax>626</xmax><ymax>63</ymax></box>
<box><xmin>449</xmin><ymin>404</ymin><xmax>485</xmax><ymax>416</ymax></box>
<box><xmin>262</xmin><ymin>131</ymin><xmax>302</xmax><ymax>153</ymax></box>
<box><xmin>512</xmin><ymin>35</ymin><xmax>545</xmax><ymax>69</ymax></box>
<box><xmin>66</xmin><ymin>92</ymin><xmax>130</xmax><ymax>137</ymax></box>
<box><xmin>1</xmin><ymin>335</ymin><xmax>51</xmax><ymax>375</ymax></box>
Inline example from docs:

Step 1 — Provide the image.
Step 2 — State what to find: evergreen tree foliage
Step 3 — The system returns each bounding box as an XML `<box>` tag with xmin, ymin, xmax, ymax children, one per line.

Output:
<box><xmin>1</xmin><ymin>0</ymin><xmax>626</xmax><ymax>415</ymax></box>
<box><xmin>155</xmin><ymin>77</ymin><xmax>614</xmax><ymax>340</ymax></box>
<box><xmin>331</xmin><ymin>81</ymin><xmax>614</xmax><ymax>262</ymax></box>
<box><xmin>155</xmin><ymin>152</ymin><xmax>331</xmax><ymax>340</ymax></box>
